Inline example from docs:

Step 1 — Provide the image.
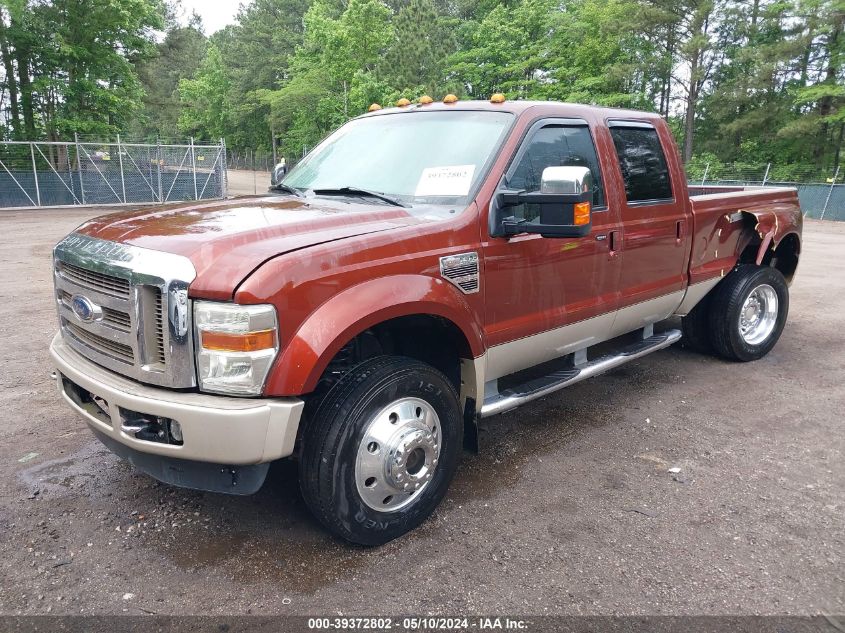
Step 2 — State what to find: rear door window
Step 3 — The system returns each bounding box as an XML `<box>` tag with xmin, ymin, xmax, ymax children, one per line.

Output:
<box><xmin>609</xmin><ymin>125</ymin><xmax>673</xmax><ymax>203</ymax></box>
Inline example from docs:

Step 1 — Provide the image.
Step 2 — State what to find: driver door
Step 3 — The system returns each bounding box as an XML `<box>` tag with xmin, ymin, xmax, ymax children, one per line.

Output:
<box><xmin>481</xmin><ymin>118</ymin><xmax>622</xmax><ymax>381</ymax></box>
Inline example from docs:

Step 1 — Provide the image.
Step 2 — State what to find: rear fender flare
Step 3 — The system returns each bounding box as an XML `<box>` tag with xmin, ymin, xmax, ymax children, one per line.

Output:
<box><xmin>737</xmin><ymin>210</ymin><xmax>801</xmax><ymax>265</ymax></box>
<box><xmin>264</xmin><ymin>274</ymin><xmax>485</xmax><ymax>396</ymax></box>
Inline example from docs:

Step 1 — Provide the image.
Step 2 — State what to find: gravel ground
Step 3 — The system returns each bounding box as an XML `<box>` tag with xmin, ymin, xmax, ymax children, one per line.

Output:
<box><xmin>0</xmin><ymin>206</ymin><xmax>842</xmax><ymax>617</ymax></box>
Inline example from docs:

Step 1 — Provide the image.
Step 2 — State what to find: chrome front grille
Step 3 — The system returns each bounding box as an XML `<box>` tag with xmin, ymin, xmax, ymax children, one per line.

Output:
<box><xmin>64</xmin><ymin>320</ymin><xmax>135</xmax><ymax>364</ymax></box>
<box><xmin>58</xmin><ymin>261</ymin><xmax>131</xmax><ymax>299</ymax></box>
<box><xmin>59</xmin><ymin>290</ymin><xmax>132</xmax><ymax>333</ymax></box>
<box><xmin>53</xmin><ymin>233</ymin><xmax>197</xmax><ymax>388</ymax></box>
<box><xmin>152</xmin><ymin>290</ymin><xmax>166</xmax><ymax>366</ymax></box>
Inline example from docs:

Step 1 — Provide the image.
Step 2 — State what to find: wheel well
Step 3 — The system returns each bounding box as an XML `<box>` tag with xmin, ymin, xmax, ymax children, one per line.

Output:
<box><xmin>316</xmin><ymin>314</ymin><xmax>471</xmax><ymax>395</ymax></box>
<box><xmin>738</xmin><ymin>232</ymin><xmax>800</xmax><ymax>284</ymax></box>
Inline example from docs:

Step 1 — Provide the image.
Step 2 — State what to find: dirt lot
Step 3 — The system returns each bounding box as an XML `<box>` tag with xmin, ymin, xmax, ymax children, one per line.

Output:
<box><xmin>227</xmin><ymin>169</ymin><xmax>272</xmax><ymax>196</ymax></box>
<box><xmin>0</xmin><ymin>207</ymin><xmax>842</xmax><ymax>617</ymax></box>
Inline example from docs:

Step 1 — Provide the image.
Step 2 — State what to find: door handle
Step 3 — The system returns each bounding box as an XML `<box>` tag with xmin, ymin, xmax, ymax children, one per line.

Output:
<box><xmin>608</xmin><ymin>230</ymin><xmax>622</xmax><ymax>257</ymax></box>
<box><xmin>676</xmin><ymin>220</ymin><xmax>685</xmax><ymax>243</ymax></box>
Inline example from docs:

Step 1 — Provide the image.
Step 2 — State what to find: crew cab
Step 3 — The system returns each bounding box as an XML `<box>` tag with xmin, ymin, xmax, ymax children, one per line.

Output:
<box><xmin>50</xmin><ymin>98</ymin><xmax>802</xmax><ymax>545</ymax></box>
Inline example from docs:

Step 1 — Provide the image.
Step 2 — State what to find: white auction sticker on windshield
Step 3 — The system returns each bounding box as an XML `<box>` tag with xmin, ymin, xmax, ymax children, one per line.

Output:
<box><xmin>415</xmin><ymin>165</ymin><xmax>476</xmax><ymax>197</ymax></box>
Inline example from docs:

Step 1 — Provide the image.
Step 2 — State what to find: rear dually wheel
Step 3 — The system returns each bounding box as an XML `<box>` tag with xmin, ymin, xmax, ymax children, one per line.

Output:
<box><xmin>708</xmin><ymin>264</ymin><xmax>789</xmax><ymax>361</ymax></box>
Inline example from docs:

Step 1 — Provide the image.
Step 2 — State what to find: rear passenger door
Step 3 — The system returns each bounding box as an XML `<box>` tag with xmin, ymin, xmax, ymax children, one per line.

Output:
<box><xmin>606</xmin><ymin>121</ymin><xmax>692</xmax><ymax>336</ymax></box>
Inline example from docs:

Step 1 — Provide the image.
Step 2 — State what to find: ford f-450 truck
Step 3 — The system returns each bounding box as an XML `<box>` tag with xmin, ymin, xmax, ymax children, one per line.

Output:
<box><xmin>50</xmin><ymin>98</ymin><xmax>802</xmax><ymax>545</ymax></box>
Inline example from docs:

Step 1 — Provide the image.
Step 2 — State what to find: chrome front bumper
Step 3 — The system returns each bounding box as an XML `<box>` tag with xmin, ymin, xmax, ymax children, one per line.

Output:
<box><xmin>50</xmin><ymin>333</ymin><xmax>304</xmax><ymax>471</ymax></box>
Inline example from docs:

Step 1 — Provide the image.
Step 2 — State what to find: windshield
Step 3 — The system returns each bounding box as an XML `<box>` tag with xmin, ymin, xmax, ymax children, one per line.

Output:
<box><xmin>283</xmin><ymin>110</ymin><xmax>513</xmax><ymax>208</ymax></box>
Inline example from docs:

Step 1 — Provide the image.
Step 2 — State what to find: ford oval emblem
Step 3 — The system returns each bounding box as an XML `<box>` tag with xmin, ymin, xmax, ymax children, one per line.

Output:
<box><xmin>70</xmin><ymin>294</ymin><xmax>102</xmax><ymax>323</ymax></box>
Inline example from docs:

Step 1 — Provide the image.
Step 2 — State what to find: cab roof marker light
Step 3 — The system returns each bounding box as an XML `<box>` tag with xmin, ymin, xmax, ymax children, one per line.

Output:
<box><xmin>490</xmin><ymin>93</ymin><xmax>506</xmax><ymax>104</ymax></box>
<box><xmin>368</xmin><ymin>103</ymin><xmax>382</xmax><ymax>112</ymax></box>
<box><xmin>418</xmin><ymin>95</ymin><xmax>433</xmax><ymax>105</ymax></box>
<box><xmin>443</xmin><ymin>94</ymin><xmax>459</xmax><ymax>104</ymax></box>
<box><xmin>396</xmin><ymin>98</ymin><xmax>411</xmax><ymax>107</ymax></box>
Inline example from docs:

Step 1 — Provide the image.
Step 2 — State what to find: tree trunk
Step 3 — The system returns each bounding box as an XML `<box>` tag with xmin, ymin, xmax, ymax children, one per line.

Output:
<box><xmin>815</xmin><ymin>9</ymin><xmax>843</xmax><ymax>164</ymax></box>
<box><xmin>12</xmin><ymin>18</ymin><xmax>35</xmax><ymax>139</ymax></box>
<box><xmin>0</xmin><ymin>8</ymin><xmax>21</xmax><ymax>139</ymax></box>
<box><xmin>683</xmin><ymin>51</ymin><xmax>700</xmax><ymax>163</ymax></box>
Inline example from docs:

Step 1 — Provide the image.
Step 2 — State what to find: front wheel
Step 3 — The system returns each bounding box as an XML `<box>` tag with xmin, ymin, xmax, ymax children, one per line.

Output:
<box><xmin>298</xmin><ymin>356</ymin><xmax>463</xmax><ymax>545</ymax></box>
<box><xmin>709</xmin><ymin>265</ymin><xmax>789</xmax><ymax>361</ymax></box>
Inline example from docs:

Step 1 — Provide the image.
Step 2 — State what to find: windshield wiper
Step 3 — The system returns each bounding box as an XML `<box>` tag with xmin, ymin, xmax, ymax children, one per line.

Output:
<box><xmin>311</xmin><ymin>186</ymin><xmax>408</xmax><ymax>208</ymax></box>
<box><xmin>269</xmin><ymin>183</ymin><xmax>303</xmax><ymax>197</ymax></box>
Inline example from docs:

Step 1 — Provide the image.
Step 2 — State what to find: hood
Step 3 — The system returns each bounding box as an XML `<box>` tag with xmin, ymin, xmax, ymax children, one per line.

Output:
<box><xmin>77</xmin><ymin>195</ymin><xmax>424</xmax><ymax>299</ymax></box>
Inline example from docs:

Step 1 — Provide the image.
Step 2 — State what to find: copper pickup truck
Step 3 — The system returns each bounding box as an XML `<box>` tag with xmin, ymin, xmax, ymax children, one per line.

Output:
<box><xmin>50</xmin><ymin>98</ymin><xmax>802</xmax><ymax>544</ymax></box>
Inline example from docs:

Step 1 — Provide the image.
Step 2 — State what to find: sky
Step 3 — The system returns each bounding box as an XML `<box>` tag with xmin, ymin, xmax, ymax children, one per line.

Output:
<box><xmin>179</xmin><ymin>0</ymin><xmax>248</xmax><ymax>34</ymax></box>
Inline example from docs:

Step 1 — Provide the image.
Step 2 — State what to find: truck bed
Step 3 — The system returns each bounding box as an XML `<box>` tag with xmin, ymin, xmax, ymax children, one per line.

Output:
<box><xmin>686</xmin><ymin>186</ymin><xmax>802</xmax><ymax>286</ymax></box>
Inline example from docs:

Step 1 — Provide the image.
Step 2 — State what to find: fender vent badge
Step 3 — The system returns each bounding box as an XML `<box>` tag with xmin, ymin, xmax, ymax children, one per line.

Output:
<box><xmin>440</xmin><ymin>252</ymin><xmax>480</xmax><ymax>294</ymax></box>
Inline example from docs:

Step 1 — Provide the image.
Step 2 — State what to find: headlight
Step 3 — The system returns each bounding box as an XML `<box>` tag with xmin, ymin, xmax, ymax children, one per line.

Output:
<box><xmin>194</xmin><ymin>301</ymin><xmax>279</xmax><ymax>396</ymax></box>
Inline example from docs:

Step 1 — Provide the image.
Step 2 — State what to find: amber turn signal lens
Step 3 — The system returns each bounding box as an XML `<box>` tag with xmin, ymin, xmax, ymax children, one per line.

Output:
<box><xmin>490</xmin><ymin>93</ymin><xmax>506</xmax><ymax>104</ymax></box>
<box><xmin>368</xmin><ymin>103</ymin><xmax>382</xmax><ymax>112</ymax></box>
<box><xmin>574</xmin><ymin>201</ymin><xmax>591</xmax><ymax>226</ymax></box>
<box><xmin>443</xmin><ymin>94</ymin><xmax>458</xmax><ymax>104</ymax></box>
<box><xmin>396</xmin><ymin>98</ymin><xmax>411</xmax><ymax>107</ymax></box>
<box><xmin>201</xmin><ymin>329</ymin><xmax>276</xmax><ymax>352</ymax></box>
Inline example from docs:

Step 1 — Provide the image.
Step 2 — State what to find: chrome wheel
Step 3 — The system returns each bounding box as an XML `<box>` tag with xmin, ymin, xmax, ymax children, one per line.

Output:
<box><xmin>355</xmin><ymin>397</ymin><xmax>441</xmax><ymax>513</ymax></box>
<box><xmin>739</xmin><ymin>284</ymin><xmax>778</xmax><ymax>345</ymax></box>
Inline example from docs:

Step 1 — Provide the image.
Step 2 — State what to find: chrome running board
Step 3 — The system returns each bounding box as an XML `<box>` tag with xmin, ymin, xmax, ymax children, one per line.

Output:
<box><xmin>481</xmin><ymin>328</ymin><xmax>682</xmax><ymax>418</ymax></box>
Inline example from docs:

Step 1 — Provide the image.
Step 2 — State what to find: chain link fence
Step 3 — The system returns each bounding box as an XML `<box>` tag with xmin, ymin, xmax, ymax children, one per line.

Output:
<box><xmin>686</xmin><ymin>162</ymin><xmax>844</xmax><ymax>221</ymax></box>
<box><xmin>0</xmin><ymin>137</ymin><xmax>227</xmax><ymax>209</ymax></box>
<box><xmin>226</xmin><ymin>145</ymin><xmax>311</xmax><ymax>173</ymax></box>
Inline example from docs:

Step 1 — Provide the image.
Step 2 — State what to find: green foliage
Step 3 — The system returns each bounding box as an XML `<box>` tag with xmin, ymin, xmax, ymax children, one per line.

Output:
<box><xmin>1</xmin><ymin>0</ymin><xmax>844</xmax><ymax>176</ymax></box>
<box><xmin>0</xmin><ymin>0</ymin><xmax>165</xmax><ymax>139</ymax></box>
<box><xmin>132</xmin><ymin>17</ymin><xmax>207</xmax><ymax>140</ymax></box>
<box><xmin>178</xmin><ymin>44</ymin><xmax>230</xmax><ymax>140</ymax></box>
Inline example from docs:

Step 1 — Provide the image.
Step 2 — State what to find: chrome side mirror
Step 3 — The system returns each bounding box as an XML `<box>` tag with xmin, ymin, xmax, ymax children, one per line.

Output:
<box><xmin>540</xmin><ymin>165</ymin><xmax>592</xmax><ymax>195</ymax></box>
<box><xmin>494</xmin><ymin>164</ymin><xmax>594</xmax><ymax>239</ymax></box>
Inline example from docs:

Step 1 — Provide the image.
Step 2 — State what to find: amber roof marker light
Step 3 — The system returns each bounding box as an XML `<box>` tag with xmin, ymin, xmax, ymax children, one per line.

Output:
<box><xmin>396</xmin><ymin>98</ymin><xmax>411</xmax><ymax>107</ymax></box>
<box><xmin>418</xmin><ymin>95</ymin><xmax>434</xmax><ymax>105</ymax></box>
<box><xmin>368</xmin><ymin>103</ymin><xmax>382</xmax><ymax>112</ymax></box>
<box><xmin>490</xmin><ymin>93</ymin><xmax>506</xmax><ymax>104</ymax></box>
<box><xmin>443</xmin><ymin>94</ymin><xmax>458</xmax><ymax>104</ymax></box>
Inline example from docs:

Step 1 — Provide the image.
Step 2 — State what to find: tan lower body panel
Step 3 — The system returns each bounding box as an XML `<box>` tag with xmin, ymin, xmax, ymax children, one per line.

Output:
<box><xmin>673</xmin><ymin>277</ymin><xmax>722</xmax><ymax>316</ymax></box>
<box><xmin>485</xmin><ymin>290</ymin><xmax>685</xmax><ymax>382</ymax></box>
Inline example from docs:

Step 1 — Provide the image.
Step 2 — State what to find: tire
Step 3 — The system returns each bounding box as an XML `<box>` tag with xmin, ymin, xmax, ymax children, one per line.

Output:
<box><xmin>709</xmin><ymin>264</ymin><xmax>789</xmax><ymax>361</ymax></box>
<box><xmin>681</xmin><ymin>292</ymin><xmax>713</xmax><ymax>353</ymax></box>
<box><xmin>298</xmin><ymin>356</ymin><xmax>463</xmax><ymax>545</ymax></box>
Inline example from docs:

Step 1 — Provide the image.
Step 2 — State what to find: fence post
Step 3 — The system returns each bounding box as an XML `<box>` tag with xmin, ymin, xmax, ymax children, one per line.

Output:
<box><xmin>75</xmin><ymin>133</ymin><xmax>86</xmax><ymax>205</ymax></box>
<box><xmin>220</xmin><ymin>137</ymin><xmax>228</xmax><ymax>199</ymax></box>
<box><xmin>700</xmin><ymin>163</ymin><xmax>709</xmax><ymax>187</ymax></box>
<box><xmin>762</xmin><ymin>162</ymin><xmax>771</xmax><ymax>186</ymax></box>
<box><xmin>66</xmin><ymin>143</ymin><xmax>77</xmax><ymax>201</ymax></box>
<box><xmin>821</xmin><ymin>165</ymin><xmax>841</xmax><ymax>221</ymax></box>
<box><xmin>190</xmin><ymin>137</ymin><xmax>198</xmax><ymax>200</ymax></box>
<box><xmin>30</xmin><ymin>142</ymin><xmax>41</xmax><ymax>207</ymax></box>
<box><xmin>156</xmin><ymin>138</ymin><xmax>163</xmax><ymax>204</ymax></box>
<box><xmin>117</xmin><ymin>134</ymin><xmax>127</xmax><ymax>203</ymax></box>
